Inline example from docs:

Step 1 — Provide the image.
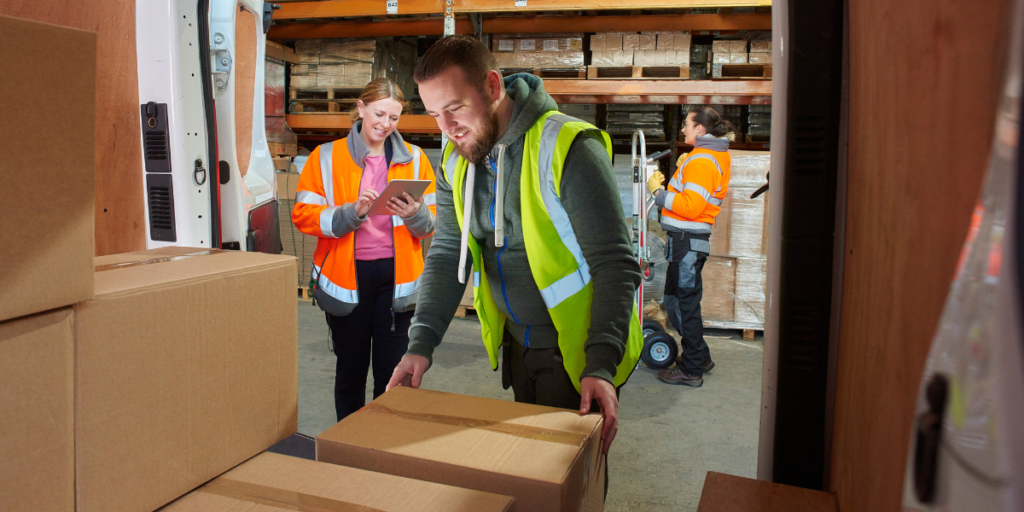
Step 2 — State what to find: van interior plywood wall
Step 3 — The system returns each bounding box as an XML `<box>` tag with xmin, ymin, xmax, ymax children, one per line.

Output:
<box><xmin>833</xmin><ymin>0</ymin><xmax>1012</xmax><ymax>510</ymax></box>
<box><xmin>235</xmin><ymin>6</ymin><xmax>257</xmax><ymax>178</ymax></box>
<box><xmin>0</xmin><ymin>1</ymin><xmax>145</xmax><ymax>256</ymax></box>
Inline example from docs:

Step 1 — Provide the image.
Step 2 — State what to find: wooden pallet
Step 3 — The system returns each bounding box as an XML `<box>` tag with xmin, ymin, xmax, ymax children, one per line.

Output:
<box><xmin>587</xmin><ymin>66</ymin><xmax>689</xmax><ymax>80</ymax></box>
<box><xmin>454</xmin><ymin>305</ymin><xmax>477</xmax><ymax>319</ymax></box>
<box><xmin>289</xmin><ymin>88</ymin><xmax>362</xmax><ymax>114</ymax></box>
<box><xmin>712</xmin><ymin>64</ymin><xmax>773</xmax><ymax>80</ymax></box>
<box><xmin>501</xmin><ymin>67</ymin><xmax>587</xmax><ymax>79</ymax></box>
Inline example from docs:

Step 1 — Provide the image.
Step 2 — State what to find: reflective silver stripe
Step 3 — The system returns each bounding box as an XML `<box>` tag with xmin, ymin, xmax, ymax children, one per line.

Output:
<box><xmin>393</xmin><ymin>276</ymin><xmax>420</xmax><ymax>299</ymax></box>
<box><xmin>312</xmin><ymin>263</ymin><xmax>358</xmax><ymax>304</ymax></box>
<box><xmin>669</xmin><ymin>176</ymin><xmax>685</xmax><ymax>191</ymax></box>
<box><xmin>473</xmin><ymin>271</ymin><xmax>480</xmax><ymax>287</ymax></box>
<box><xmin>295</xmin><ymin>190</ymin><xmax>327</xmax><ymax>205</ymax></box>
<box><xmin>681</xmin><ymin>153</ymin><xmax>723</xmax><ymax>177</ymax></box>
<box><xmin>392</xmin><ymin>215</ymin><xmax>404</xmax><ymax>226</ymax></box>
<box><xmin>319</xmin><ymin>206</ymin><xmax>341</xmax><ymax>237</ymax></box>
<box><xmin>661</xmin><ymin>216</ymin><xmax>712</xmax><ymax>233</ymax></box>
<box><xmin>320</xmin><ymin>142</ymin><xmax>335</xmax><ymax>206</ymax></box>
<box><xmin>536</xmin><ymin>114</ymin><xmax>592</xmax><ymax>309</ymax></box>
<box><xmin>444</xmin><ymin>144</ymin><xmax>460</xmax><ymax>186</ymax></box>
<box><xmin>421</xmin><ymin>192</ymin><xmax>436</xmax><ymax>206</ymax></box>
<box><xmin>683</xmin><ymin>182</ymin><xmax>714</xmax><ymax>202</ymax></box>
<box><xmin>662</xmin><ymin>191</ymin><xmax>678</xmax><ymax>207</ymax></box>
<box><xmin>708</xmin><ymin>196</ymin><xmax>723</xmax><ymax>206</ymax></box>
<box><xmin>412</xmin><ymin>146</ymin><xmax>421</xmax><ymax>180</ymax></box>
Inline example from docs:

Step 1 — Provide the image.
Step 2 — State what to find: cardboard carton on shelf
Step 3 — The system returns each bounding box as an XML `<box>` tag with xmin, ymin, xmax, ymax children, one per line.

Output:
<box><xmin>1</xmin><ymin>15</ymin><xmax>95</xmax><ymax>323</ymax></box>
<box><xmin>317</xmin><ymin>387</ymin><xmax>605</xmax><ymax>512</ymax></box>
<box><xmin>74</xmin><ymin>248</ymin><xmax>298</xmax><ymax>512</ymax></box>
<box><xmin>0</xmin><ymin>308</ymin><xmax>75</xmax><ymax>512</ymax></box>
<box><xmin>162</xmin><ymin>452</ymin><xmax>515</xmax><ymax>512</ymax></box>
<box><xmin>749</xmin><ymin>52</ymin><xmax>773</xmax><ymax>65</ymax></box>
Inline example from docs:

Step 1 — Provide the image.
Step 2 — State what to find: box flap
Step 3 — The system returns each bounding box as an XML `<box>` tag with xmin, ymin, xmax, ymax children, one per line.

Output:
<box><xmin>317</xmin><ymin>387</ymin><xmax>601</xmax><ymax>484</ymax></box>
<box><xmin>93</xmin><ymin>248</ymin><xmax>296</xmax><ymax>296</ymax></box>
<box><xmin>164</xmin><ymin>452</ymin><xmax>514</xmax><ymax>512</ymax></box>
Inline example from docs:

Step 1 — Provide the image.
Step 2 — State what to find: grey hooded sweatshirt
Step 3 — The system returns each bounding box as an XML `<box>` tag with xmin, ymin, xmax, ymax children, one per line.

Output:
<box><xmin>406</xmin><ymin>74</ymin><xmax>640</xmax><ymax>384</ymax></box>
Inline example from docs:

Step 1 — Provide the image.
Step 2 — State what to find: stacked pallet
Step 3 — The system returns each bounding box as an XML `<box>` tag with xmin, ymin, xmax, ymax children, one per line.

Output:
<box><xmin>747</xmin><ymin>104</ymin><xmax>772</xmax><ymax>143</ymax></box>
<box><xmin>490</xmin><ymin>33</ymin><xmax>585</xmax><ymax>77</ymax></box>
<box><xmin>710</xmin><ymin>37</ymin><xmax>773</xmax><ymax>79</ymax></box>
<box><xmin>590</xmin><ymin>31</ymin><xmax>690</xmax><ymax>79</ymax></box>
<box><xmin>277</xmin><ymin>171</ymin><xmax>318</xmax><ymax>294</ymax></box>
<box><xmin>698</xmin><ymin>150</ymin><xmax>771</xmax><ymax>329</ymax></box>
<box><xmin>606</xmin><ymin>104</ymin><xmax>665</xmax><ymax>140</ymax></box>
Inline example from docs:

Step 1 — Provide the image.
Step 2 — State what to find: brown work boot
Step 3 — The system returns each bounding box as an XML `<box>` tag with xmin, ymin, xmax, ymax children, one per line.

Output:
<box><xmin>657</xmin><ymin>367</ymin><xmax>703</xmax><ymax>387</ymax></box>
<box><xmin>675</xmin><ymin>355</ymin><xmax>715</xmax><ymax>373</ymax></box>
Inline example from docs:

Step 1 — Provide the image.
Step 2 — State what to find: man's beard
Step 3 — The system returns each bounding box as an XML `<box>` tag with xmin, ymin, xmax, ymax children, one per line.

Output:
<box><xmin>450</xmin><ymin>102</ymin><xmax>499</xmax><ymax>164</ymax></box>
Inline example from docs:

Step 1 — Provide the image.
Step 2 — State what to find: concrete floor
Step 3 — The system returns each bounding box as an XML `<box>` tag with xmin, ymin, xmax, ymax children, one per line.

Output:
<box><xmin>297</xmin><ymin>301</ymin><xmax>763</xmax><ymax>512</ymax></box>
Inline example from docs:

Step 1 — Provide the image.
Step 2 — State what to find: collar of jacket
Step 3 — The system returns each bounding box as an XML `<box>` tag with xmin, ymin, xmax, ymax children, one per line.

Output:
<box><xmin>694</xmin><ymin>134</ymin><xmax>730</xmax><ymax>152</ymax></box>
<box><xmin>347</xmin><ymin>120</ymin><xmax>413</xmax><ymax>169</ymax></box>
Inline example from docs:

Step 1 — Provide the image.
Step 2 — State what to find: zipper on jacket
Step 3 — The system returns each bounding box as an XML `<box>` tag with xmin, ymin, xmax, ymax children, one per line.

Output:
<box><xmin>489</xmin><ymin>156</ymin><xmax>520</xmax><ymax>327</ymax></box>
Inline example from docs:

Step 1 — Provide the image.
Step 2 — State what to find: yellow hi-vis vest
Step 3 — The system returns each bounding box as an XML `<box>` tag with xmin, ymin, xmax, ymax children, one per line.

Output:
<box><xmin>442</xmin><ymin>111</ymin><xmax>643</xmax><ymax>393</ymax></box>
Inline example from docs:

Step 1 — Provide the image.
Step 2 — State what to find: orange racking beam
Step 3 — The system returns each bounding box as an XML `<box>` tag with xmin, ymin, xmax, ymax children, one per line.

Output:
<box><xmin>269</xmin><ymin>13</ymin><xmax>770</xmax><ymax>39</ymax></box>
<box><xmin>275</xmin><ymin>0</ymin><xmax>770</xmax><ymax>19</ymax></box>
<box><xmin>544</xmin><ymin>79</ymin><xmax>771</xmax><ymax>96</ymax></box>
<box><xmin>286</xmin><ymin>114</ymin><xmax>442</xmax><ymax>133</ymax></box>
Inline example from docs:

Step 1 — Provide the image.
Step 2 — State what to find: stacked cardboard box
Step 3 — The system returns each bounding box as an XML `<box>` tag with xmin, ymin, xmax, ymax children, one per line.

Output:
<box><xmin>491</xmin><ymin>32</ymin><xmax>585</xmax><ymax>69</ymax></box>
<box><xmin>316</xmin><ymin>387</ymin><xmax>605</xmax><ymax>512</ymax></box>
<box><xmin>592</xmin><ymin>31</ymin><xmax>691</xmax><ymax>68</ymax></box>
<box><xmin>1</xmin><ymin>17</ymin><xmax>96</xmax><ymax>510</ymax></box>
<box><xmin>698</xmin><ymin>150</ymin><xmax>770</xmax><ymax>328</ymax></box>
<box><xmin>291</xmin><ymin>37</ymin><xmax>418</xmax><ymax>94</ymax></box>
<box><xmin>749</xmin><ymin>38</ymin><xmax>773</xmax><ymax>65</ymax></box>
<box><xmin>277</xmin><ymin>171</ymin><xmax>318</xmax><ymax>289</ymax></box>
<box><xmin>606</xmin><ymin>104</ymin><xmax>665</xmax><ymax>139</ymax></box>
<box><xmin>711</xmin><ymin>39</ymin><xmax>749</xmax><ymax>78</ymax></box>
<box><xmin>747</xmin><ymin>104</ymin><xmax>772</xmax><ymax>142</ymax></box>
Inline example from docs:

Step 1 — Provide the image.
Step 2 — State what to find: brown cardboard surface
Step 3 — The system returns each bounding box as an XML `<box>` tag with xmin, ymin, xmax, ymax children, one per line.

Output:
<box><xmin>702</xmin><ymin>256</ymin><xmax>737</xmax><ymax>322</ymax></box>
<box><xmin>316</xmin><ymin>387</ymin><xmax>604</xmax><ymax>512</ymax></box>
<box><xmin>0</xmin><ymin>15</ymin><xmax>95</xmax><ymax>322</ymax></box>
<box><xmin>0</xmin><ymin>309</ymin><xmax>74</xmax><ymax>512</ymax></box>
<box><xmin>163</xmin><ymin>452</ymin><xmax>515</xmax><ymax>512</ymax></box>
<box><xmin>74</xmin><ymin>248</ymin><xmax>299</xmax><ymax>512</ymax></box>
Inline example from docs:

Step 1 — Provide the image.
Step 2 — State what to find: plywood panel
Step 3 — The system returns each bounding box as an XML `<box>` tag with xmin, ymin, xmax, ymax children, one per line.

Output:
<box><xmin>235</xmin><ymin>7</ymin><xmax>257</xmax><ymax>178</ymax></box>
<box><xmin>833</xmin><ymin>1</ymin><xmax>1012</xmax><ymax>510</ymax></box>
<box><xmin>0</xmin><ymin>1</ymin><xmax>145</xmax><ymax>256</ymax></box>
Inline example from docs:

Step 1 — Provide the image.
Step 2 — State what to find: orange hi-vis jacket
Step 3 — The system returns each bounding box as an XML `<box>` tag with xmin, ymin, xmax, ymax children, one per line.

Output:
<box><xmin>291</xmin><ymin>126</ymin><xmax>436</xmax><ymax>316</ymax></box>
<box><xmin>658</xmin><ymin>137</ymin><xmax>731</xmax><ymax>234</ymax></box>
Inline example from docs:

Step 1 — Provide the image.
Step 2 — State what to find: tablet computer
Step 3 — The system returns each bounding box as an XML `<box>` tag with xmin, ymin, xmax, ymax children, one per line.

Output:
<box><xmin>366</xmin><ymin>179</ymin><xmax>431</xmax><ymax>216</ymax></box>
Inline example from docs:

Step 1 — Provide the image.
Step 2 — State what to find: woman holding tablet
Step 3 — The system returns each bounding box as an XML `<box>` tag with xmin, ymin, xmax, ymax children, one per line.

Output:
<box><xmin>292</xmin><ymin>78</ymin><xmax>436</xmax><ymax>421</ymax></box>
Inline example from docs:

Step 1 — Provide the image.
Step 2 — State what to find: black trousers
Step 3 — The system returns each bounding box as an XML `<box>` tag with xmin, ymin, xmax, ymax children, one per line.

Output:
<box><xmin>664</xmin><ymin>231</ymin><xmax>711</xmax><ymax>376</ymax></box>
<box><xmin>326</xmin><ymin>258</ymin><xmax>412</xmax><ymax>421</ymax></box>
<box><xmin>500</xmin><ymin>330</ymin><xmax>612</xmax><ymax>497</ymax></box>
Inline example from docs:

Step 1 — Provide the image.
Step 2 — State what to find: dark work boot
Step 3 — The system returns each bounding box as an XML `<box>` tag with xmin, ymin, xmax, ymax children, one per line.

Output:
<box><xmin>657</xmin><ymin>367</ymin><xmax>703</xmax><ymax>387</ymax></box>
<box><xmin>676</xmin><ymin>355</ymin><xmax>715</xmax><ymax>373</ymax></box>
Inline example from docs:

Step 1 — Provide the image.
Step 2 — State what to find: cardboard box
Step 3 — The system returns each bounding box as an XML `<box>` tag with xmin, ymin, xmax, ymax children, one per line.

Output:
<box><xmin>712</xmin><ymin>51</ymin><xmax>732</xmax><ymax>64</ymax></box>
<box><xmin>494</xmin><ymin>38</ymin><xmax>516</xmax><ymax>52</ymax></box>
<box><xmin>729</xmin><ymin>53</ymin><xmax>750</xmax><ymax>64</ymax></box>
<box><xmin>0</xmin><ymin>309</ymin><xmax>74</xmax><ymax>512</ymax></box>
<box><xmin>749</xmin><ymin>52</ymin><xmax>773</xmax><ymax>65</ymax></box>
<box><xmin>623</xmin><ymin>33</ymin><xmax>640</xmax><ymax>51</ymax></box>
<box><xmin>637</xmin><ymin>33</ymin><xmax>657</xmax><ymax>51</ymax></box>
<box><xmin>317</xmin><ymin>387</ymin><xmax>605</xmax><ymax>512</ymax></box>
<box><xmin>164</xmin><ymin>452</ymin><xmax>515</xmax><ymax>512</ymax></box>
<box><xmin>656</xmin><ymin>33</ymin><xmax>675</xmax><ymax>50</ymax></box>
<box><xmin>74</xmin><ymin>248</ymin><xmax>299</xmax><ymax>512</ymax></box>
<box><xmin>606</xmin><ymin>33</ymin><xmax>623</xmax><ymax>51</ymax></box>
<box><xmin>590</xmin><ymin>33</ymin><xmax>606</xmax><ymax>51</ymax></box>
<box><xmin>1</xmin><ymin>15</ymin><xmax>95</xmax><ymax>323</ymax></box>
<box><xmin>673</xmin><ymin>32</ymin><xmax>692</xmax><ymax>50</ymax></box>
<box><xmin>591</xmin><ymin>50</ymin><xmax>634</xmax><ymax>67</ymax></box>
<box><xmin>750</xmin><ymin>39</ymin><xmax>772</xmax><ymax>53</ymax></box>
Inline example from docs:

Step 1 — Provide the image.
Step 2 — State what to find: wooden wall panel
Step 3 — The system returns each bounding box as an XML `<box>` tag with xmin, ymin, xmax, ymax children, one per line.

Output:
<box><xmin>0</xmin><ymin>1</ymin><xmax>146</xmax><ymax>256</ymax></box>
<box><xmin>832</xmin><ymin>1</ymin><xmax>1012</xmax><ymax>510</ymax></box>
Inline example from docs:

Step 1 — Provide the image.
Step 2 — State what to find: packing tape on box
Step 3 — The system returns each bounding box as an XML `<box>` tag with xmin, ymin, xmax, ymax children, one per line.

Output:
<box><xmin>361</xmin><ymin>402</ymin><xmax>589</xmax><ymax>447</ymax></box>
<box><xmin>95</xmin><ymin>250</ymin><xmax>225</xmax><ymax>272</ymax></box>
<box><xmin>200</xmin><ymin>479</ymin><xmax>388</xmax><ymax>512</ymax></box>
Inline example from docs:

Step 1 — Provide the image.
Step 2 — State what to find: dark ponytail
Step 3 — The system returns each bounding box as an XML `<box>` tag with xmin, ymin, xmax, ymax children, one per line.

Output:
<box><xmin>688</xmin><ymin>106</ymin><xmax>736</xmax><ymax>141</ymax></box>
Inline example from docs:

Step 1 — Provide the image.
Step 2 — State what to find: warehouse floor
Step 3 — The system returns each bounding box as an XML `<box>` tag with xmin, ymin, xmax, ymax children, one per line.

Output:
<box><xmin>296</xmin><ymin>301</ymin><xmax>763</xmax><ymax>512</ymax></box>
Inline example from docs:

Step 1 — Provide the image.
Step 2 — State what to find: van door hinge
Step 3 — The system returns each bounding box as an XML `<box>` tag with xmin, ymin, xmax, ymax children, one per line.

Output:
<box><xmin>211</xmin><ymin>31</ymin><xmax>231</xmax><ymax>92</ymax></box>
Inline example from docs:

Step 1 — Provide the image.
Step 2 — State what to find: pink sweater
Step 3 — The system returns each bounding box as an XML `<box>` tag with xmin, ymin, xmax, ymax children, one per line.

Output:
<box><xmin>354</xmin><ymin>155</ymin><xmax>395</xmax><ymax>260</ymax></box>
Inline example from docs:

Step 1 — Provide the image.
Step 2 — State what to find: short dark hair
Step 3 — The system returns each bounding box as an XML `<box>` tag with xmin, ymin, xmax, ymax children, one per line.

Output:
<box><xmin>688</xmin><ymin>106</ymin><xmax>736</xmax><ymax>139</ymax></box>
<box><xmin>413</xmin><ymin>35</ymin><xmax>500</xmax><ymax>94</ymax></box>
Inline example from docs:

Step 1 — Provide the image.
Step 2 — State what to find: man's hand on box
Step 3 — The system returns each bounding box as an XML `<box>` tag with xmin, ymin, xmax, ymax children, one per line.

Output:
<box><xmin>386</xmin><ymin>354</ymin><xmax>430</xmax><ymax>391</ymax></box>
<box><xmin>579</xmin><ymin>376</ymin><xmax>618</xmax><ymax>454</ymax></box>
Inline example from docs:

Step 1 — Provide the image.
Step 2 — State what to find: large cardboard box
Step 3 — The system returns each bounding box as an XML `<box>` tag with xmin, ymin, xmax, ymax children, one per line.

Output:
<box><xmin>74</xmin><ymin>248</ymin><xmax>299</xmax><ymax>512</ymax></box>
<box><xmin>163</xmin><ymin>452</ymin><xmax>515</xmax><ymax>511</ymax></box>
<box><xmin>0</xmin><ymin>309</ymin><xmax>75</xmax><ymax>511</ymax></box>
<box><xmin>317</xmin><ymin>387</ymin><xmax>605</xmax><ymax>512</ymax></box>
<box><xmin>0</xmin><ymin>15</ymin><xmax>95</xmax><ymax>323</ymax></box>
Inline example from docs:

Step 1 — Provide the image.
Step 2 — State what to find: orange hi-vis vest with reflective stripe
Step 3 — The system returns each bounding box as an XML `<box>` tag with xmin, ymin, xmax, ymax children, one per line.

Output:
<box><xmin>291</xmin><ymin>136</ymin><xmax>436</xmax><ymax>316</ymax></box>
<box><xmin>660</xmin><ymin>146</ymin><xmax>731</xmax><ymax>233</ymax></box>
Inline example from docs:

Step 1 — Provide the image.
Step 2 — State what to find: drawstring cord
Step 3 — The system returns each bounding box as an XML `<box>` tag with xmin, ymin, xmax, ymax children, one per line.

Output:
<box><xmin>458</xmin><ymin>163</ymin><xmax>476</xmax><ymax>284</ymax></box>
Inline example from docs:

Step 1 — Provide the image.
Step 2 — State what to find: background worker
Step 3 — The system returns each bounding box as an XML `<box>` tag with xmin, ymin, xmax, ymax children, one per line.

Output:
<box><xmin>292</xmin><ymin>78</ymin><xmax>436</xmax><ymax>421</ymax></box>
<box><xmin>386</xmin><ymin>35</ymin><xmax>643</xmax><ymax>456</ymax></box>
<box><xmin>647</xmin><ymin>107</ymin><xmax>735</xmax><ymax>388</ymax></box>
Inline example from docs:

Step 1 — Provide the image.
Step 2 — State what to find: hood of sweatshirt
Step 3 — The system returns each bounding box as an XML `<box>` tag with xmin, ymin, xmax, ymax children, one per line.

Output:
<box><xmin>694</xmin><ymin>133</ymin><xmax>730</xmax><ymax>152</ymax></box>
<box><xmin>347</xmin><ymin>120</ymin><xmax>413</xmax><ymax>169</ymax></box>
